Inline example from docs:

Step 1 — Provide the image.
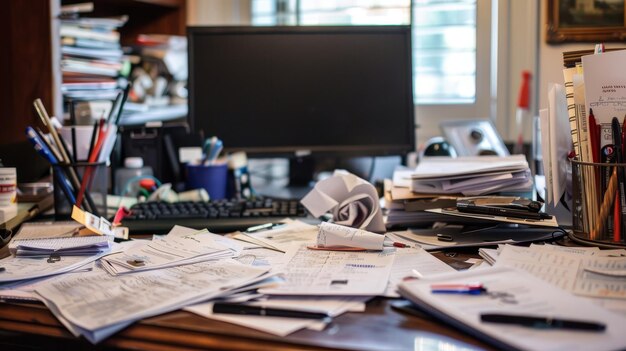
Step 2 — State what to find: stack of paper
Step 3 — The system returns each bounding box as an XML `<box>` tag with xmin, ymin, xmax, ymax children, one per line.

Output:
<box><xmin>0</xmin><ymin>246</ymin><xmax>114</xmax><ymax>284</ymax></box>
<box><xmin>479</xmin><ymin>244</ymin><xmax>626</xmax><ymax>315</ymax></box>
<box><xmin>100</xmin><ymin>226</ymin><xmax>242</xmax><ymax>275</ymax></box>
<box><xmin>34</xmin><ymin>259</ymin><xmax>272</xmax><ymax>343</ymax></box>
<box><xmin>398</xmin><ymin>266</ymin><xmax>626</xmax><ymax>351</ymax></box>
<box><xmin>384</xmin><ymin>178</ymin><xmax>458</xmax><ymax>228</ymax></box>
<box><xmin>410</xmin><ymin>155</ymin><xmax>532</xmax><ymax>196</ymax></box>
<box><xmin>9</xmin><ymin>235</ymin><xmax>113</xmax><ymax>257</ymax></box>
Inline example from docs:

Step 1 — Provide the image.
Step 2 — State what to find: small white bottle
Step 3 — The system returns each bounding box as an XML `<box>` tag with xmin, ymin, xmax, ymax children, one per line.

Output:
<box><xmin>114</xmin><ymin>157</ymin><xmax>153</xmax><ymax>196</ymax></box>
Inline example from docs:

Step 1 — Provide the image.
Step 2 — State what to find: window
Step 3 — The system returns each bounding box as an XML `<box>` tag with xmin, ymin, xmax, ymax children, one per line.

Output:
<box><xmin>251</xmin><ymin>0</ymin><xmax>478</xmax><ymax>105</ymax></box>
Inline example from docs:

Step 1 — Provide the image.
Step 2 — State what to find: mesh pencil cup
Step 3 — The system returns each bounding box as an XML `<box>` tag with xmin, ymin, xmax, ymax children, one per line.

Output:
<box><xmin>53</xmin><ymin>161</ymin><xmax>107</xmax><ymax>220</ymax></box>
<box><xmin>570</xmin><ymin>158</ymin><xmax>626</xmax><ymax>248</ymax></box>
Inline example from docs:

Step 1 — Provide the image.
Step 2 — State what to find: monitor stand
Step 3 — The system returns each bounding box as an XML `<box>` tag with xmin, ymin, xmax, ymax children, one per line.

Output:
<box><xmin>251</xmin><ymin>155</ymin><xmax>316</xmax><ymax>200</ymax></box>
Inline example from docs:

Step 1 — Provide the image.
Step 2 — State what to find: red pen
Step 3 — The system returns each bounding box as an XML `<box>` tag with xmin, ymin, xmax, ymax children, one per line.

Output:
<box><xmin>75</xmin><ymin>119</ymin><xmax>108</xmax><ymax>208</ymax></box>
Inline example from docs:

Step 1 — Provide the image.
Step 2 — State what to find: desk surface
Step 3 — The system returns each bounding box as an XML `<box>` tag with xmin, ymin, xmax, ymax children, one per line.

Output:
<box><xmin>0</xmin><ymin>298</ymin><xmax>493</xmax><ymax>351</ymax></box>
<box><xmin>0</xmin><ymin>251</ymin><xmax>493</xmax><ymax>351</ymax></box>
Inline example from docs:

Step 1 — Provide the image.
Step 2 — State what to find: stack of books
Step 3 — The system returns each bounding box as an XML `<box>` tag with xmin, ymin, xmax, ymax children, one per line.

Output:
<box><xmin>59</xmin><ymin>12</ymin><xmax>128</xmax><ymax>102</ymax></box>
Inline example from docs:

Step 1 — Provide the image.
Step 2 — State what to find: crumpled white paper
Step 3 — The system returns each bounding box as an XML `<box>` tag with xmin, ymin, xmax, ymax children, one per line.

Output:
<box><xmin>316</xmin><ymin>222</ymin><xmax>384</xmax><ymax>250</ymax></box>
<box><xmin>300</xmin><ymin>170</ymin><xmax>385</xmax><ymax>233</ymax></box>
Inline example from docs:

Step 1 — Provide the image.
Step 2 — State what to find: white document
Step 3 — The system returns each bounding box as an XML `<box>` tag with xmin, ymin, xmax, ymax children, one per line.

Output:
<box><xmin>301</xmin><ymin>170</ymin><xmax>385</xmax><ymax>233</ymax></box>
<box><xmin>34</xmin><ymin>260</ymin><xmax>270</xmax><ymax>343</ymax></box>
<box><xmin>384</xmin><ymin>247</ymin><xmax>455</xmax><ymax>297</ymax></box>
<box><xmin>410</xmin><ymin>156</ymin><xmax>531</xmax><ymax>196</ymax></box>
<box><xmin>411</xmin><ymin>155</ymin><xmax>529</xmax><ymax>180</ymax></box>
<box><xmin>392</xmin><ymin>168</ymin><xmax>413</xmax><ymax>188</ymax></box>
<box><xmin>10</xmin><ymin>235</ymin><xmax>112</xmax><ymax>257</ymax></box>
<box><xmin>398</xmin><ymin>266</ymin><xmax>626</xmax><ymax>351</ymax></box>
<box><xmin>234</xmin><ymin>247</ymin><xmax>287</xmax><ymax>269</ymax></box>
<box><xmin>0</xmin><ymin>263</ymin><xmax>95</xmax><ymax>302</ymax></box>
<box><xmin>315</xmin><ymin>222</ymin><xmax>385</xmax><ymax>250</ymax></box>
<box><xmin>0</xmin><ymin>248</ymin><xmax>112</xmax><ymax>283</ymax></box>
<box><xmin>582</xmin><ymin>49</ymin><xmax>626</xmax><ymax>146</ymax></box>
<box><xmin>101</xmin><ymin>228</ymin><xmax>240</xmax><ymax>274</ymax></box>
<box><xmin>229</xmin><ymin>219</ymin><xmax>318</xmax><ymax>253</ymax></box>
<box><xmin>495</xmin><ymin>245</ymin><xmax>626</xmax><ymax>300</ymax></box>
<box><xmin>185</xmin><ymin>296</ymin><xmax>368</xmax><ymax>337</ymax></box>
<box><xmin>260</xmin><ymin>244</ymin><xmax>395</xmax><ymax>296</ymax></box>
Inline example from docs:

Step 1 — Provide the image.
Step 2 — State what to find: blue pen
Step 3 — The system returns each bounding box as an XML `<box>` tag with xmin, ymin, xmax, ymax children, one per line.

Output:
<box><xmin>26</xmin><ymin>127</ymin><xmax>77</xmax><ymax>204</ymax></box>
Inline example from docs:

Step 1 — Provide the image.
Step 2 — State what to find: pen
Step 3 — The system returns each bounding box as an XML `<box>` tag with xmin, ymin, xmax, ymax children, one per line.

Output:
<box><xmin>457</xmin><ymin>202</ymin><xmax>551</xmax><ymax>220</ymax></box>
<box><xmin>431</xmin><ymin>283</ymin><xmax>486</xmax><ymax>295</ymax></box>
<box><xmin>76</xmin><ymin>118</ymin><xmax>108</xmax><ymax>209</ymax></box>
<box><xmin>212</xmin><ymin>302</ymin><xmax>331</xmax><ymax>320</ymax></box>
<box><xmin>33</xmin><ymin>99</ymin><xmax>93</xmax><ymax>212</ymax></box>
<box><xmin>480</xmin><ymin>313</ymin><xmax>606</xmax><ymax>331</ymax></box>
<box><xmin>245</xmin><ymin>222</ymin><xmax>285</xmax><ymax>233</ymax></box>
<box><xmin>26</xmin><ymin>127</ymin><xmax>77</xmax><ymax>204</ymax></box>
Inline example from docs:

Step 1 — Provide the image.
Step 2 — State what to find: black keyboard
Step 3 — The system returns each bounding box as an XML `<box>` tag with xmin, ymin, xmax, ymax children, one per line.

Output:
<box><xmin>121</xmin><ymin>198</ymin><xmax>309</xmax><ymax>234</ymax></box>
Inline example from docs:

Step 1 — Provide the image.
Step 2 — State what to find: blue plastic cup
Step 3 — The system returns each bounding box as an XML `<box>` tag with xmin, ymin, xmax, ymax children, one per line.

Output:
<box><xmin>186</xmin><ymin>163</ymin><xmax>228</xmax><ymax>200</ymax></box>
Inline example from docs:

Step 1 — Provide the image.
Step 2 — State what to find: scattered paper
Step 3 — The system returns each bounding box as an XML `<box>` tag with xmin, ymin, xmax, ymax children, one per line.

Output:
<box><xmin>34</xmin><ymin>260</ymin><xmax>271</xmax><ymax>343</ymax></box>
<box><xmin>398</xmin><ymin>266</ymin><xmax>626</xmax><ymax>351</ymax></box>
<box><xmin>228</xmin><ymin>219</ymin><xmax>318</xmax><ymax>253</ymax></box>
<box><xmin>495</xmin><ymin>245</ymin><xmax>626</xmax><ymax>299</ymax></box>
<box><xmin>101</xmin><ymin>227</ymin><xmax>240</xmax><ymax>275</ymax></box>
<box><xmin>186</xmin><ymin>296</ymin><xmax>368</xmax><ymax>337</ymax></box>
<box><xmin>383</xmin><ymin>247</ymin><xmax>455</xmax><ymax>297</ymax></box>
<box><xmin>260</xmin><ymin>244</ymin><xmax>394</xmax><ymax>296</ymax></box>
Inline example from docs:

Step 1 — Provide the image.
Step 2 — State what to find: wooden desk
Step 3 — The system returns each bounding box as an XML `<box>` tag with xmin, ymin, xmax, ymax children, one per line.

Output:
<box><xmin>0</xmin><ymin>298</ymin><xmax>492</xmax><ymax>351</ymax></box>
<box><xmin>0</xmin><ymin>251</ymin><xmax>491</xmax><ymax>350</ymax></box>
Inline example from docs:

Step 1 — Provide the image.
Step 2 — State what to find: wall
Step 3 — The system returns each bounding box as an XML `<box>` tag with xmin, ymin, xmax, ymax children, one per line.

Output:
<box><xmin>188</xmin><ymin>0</ymin><xmax>251</xmax><ymax>25</ymax></box>
<box><xmin>187</xmin><ymin>0</ymin><xmax>545</xmax><ymax>150</ymax></box>
<box><xmin>537</xmin><ymin>1</ymin><xmax>623</xmax><ymax>111</ymax></box>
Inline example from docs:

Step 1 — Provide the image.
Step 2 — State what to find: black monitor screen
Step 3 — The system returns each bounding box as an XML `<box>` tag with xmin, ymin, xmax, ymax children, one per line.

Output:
<box><xmin>188</xmin><ymin>26</ymin><xmax>414</xmax><ymax>157</ymax></box>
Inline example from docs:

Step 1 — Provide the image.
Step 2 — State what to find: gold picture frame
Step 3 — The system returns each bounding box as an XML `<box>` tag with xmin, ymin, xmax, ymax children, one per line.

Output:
<box><xmin>547</xmin><ymin>0</ymin><xmax>626</xmax><ymax>43</ymax></box>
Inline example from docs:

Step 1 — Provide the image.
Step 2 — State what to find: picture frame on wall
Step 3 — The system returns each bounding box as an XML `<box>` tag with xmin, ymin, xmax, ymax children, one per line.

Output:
<box><xmin>547</xmin><ymin>0</ymin><xmax>626</xmax><ymax>43</ymax></box>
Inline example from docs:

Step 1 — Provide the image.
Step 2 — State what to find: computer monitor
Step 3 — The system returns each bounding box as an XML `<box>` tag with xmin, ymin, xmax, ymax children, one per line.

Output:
<box><xmin>188</xmin><ymin>26</ymin><xmax>415</xmax><ymax>183</ymax></box>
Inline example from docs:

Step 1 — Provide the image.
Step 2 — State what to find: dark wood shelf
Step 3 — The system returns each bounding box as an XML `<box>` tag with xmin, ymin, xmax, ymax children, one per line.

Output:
<box><xmin>0</xmin><ymin>0</ymin><xmax>186</xmax><ymax>146</ymax></box>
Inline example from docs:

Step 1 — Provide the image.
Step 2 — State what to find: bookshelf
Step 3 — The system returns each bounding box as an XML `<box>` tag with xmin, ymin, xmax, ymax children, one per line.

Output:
<box><xmin>0</xmin><ymin>0</ymin><xmax>186</xmax><ymax>145</ymax></box>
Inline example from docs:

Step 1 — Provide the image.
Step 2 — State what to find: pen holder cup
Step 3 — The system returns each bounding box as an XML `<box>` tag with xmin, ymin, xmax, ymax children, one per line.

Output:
<box><xmin>570</xmin><ymin>158</ymin><xmax>626</xmax><ymax>248</ymax></box>
<box><xmin>186</xmin><ymin>163</ymin><xmax>228</xmax><ymax>200</ymax></box>
<box><xmin>53</xmin><ymin>162</ymin><xmax>108</xmax><ymax>220</ymax></box>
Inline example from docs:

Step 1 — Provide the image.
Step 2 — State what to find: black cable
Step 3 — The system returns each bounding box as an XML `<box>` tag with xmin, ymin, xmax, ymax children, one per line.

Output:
<box><xmin>367</xmin><ymin>156</ymin><xmax>376</xmax><ymax>183</ymax></box>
